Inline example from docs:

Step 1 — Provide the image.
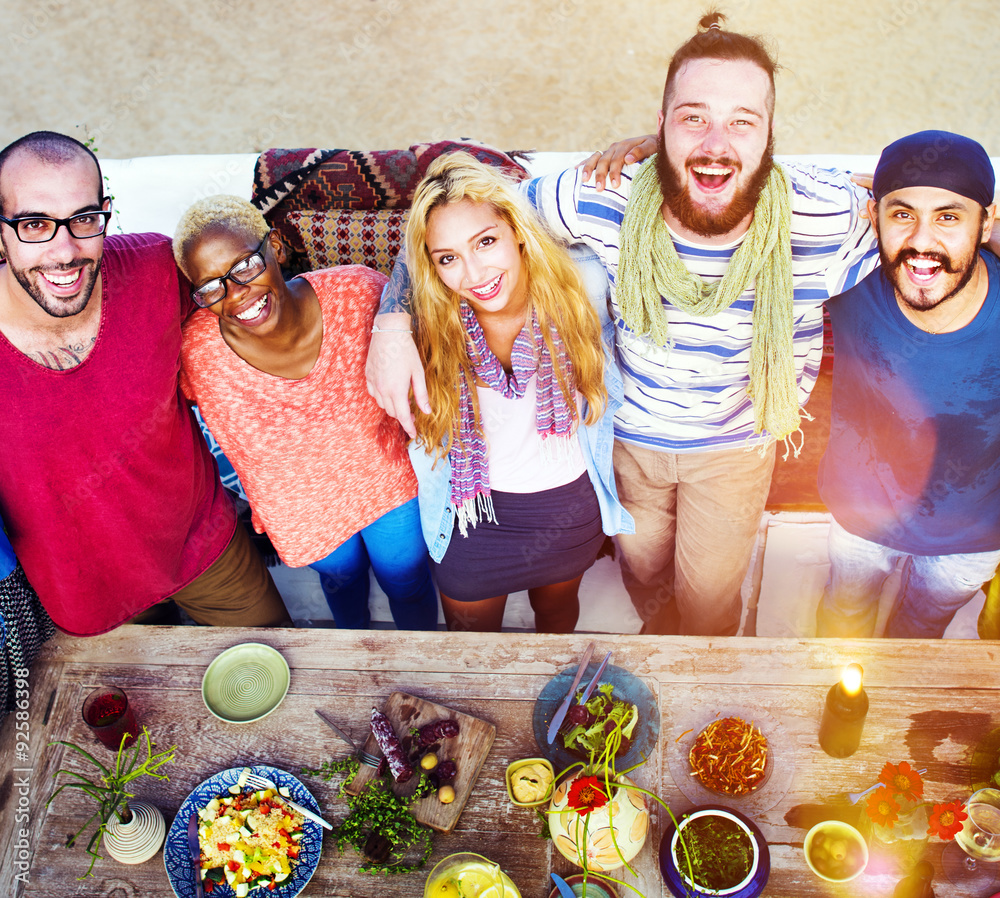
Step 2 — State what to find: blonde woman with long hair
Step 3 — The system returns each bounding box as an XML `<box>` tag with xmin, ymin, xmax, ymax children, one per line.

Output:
<box><xmin>406</xmin><ymin>152</ymin><xmax>634</xmax><ymax>632</ymax></box>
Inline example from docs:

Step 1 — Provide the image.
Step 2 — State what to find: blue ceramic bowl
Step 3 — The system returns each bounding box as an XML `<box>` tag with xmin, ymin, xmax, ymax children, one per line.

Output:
<box><xmin>659</xmin><ymin>805</ymin><xmax>770</xmax><ymax>898</ymax></box>
<box><xmin>532</xmin><ymin>663</ymin><xmax>659</xmax><ymax>771</ymax></box>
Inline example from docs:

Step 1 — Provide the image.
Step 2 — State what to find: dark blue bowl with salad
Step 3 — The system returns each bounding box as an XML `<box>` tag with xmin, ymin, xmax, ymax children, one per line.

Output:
<box><xmin>532</xmin><ymin>663</ymin><xmax>660</xmax><ymax>772</ymax></box>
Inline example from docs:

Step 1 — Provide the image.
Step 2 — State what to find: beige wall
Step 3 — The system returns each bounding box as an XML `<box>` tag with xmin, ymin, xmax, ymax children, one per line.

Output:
<box><xmin>2</xmin><ymin>0</ymin><xmax>997</xmax><ymax>158</ymax></box>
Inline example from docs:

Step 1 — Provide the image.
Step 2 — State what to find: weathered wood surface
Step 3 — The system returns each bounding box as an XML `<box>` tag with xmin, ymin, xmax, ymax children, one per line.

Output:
<box><xmin>1</xmin><ymin>626</ymin><xmax>998</xmax><ymax>897</ymax></box>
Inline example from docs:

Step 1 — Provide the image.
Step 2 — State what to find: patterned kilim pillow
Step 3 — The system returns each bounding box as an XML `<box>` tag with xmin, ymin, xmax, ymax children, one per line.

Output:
<box><xmin>288</xmin><ymin>209</ymin><xmax>408</xmax><ymax>277</ymax></box>
<box><xmin>252</xmin><ymin>140</ymin><xmax>529</xmax><ymax>274</ymax></box>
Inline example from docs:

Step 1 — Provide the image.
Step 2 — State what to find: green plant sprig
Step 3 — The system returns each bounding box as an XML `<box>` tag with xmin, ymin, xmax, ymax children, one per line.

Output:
<box><xmin>47</xmin><ymin>727</ymin><xmax>175</xmax><ymax>878</ymax></box>
<box><xmin>553</xmin><ymin>705</ymin><xmax>693</xmax><ymax>898</ymax></box>
<box><xmin>303</xmin><ymin>757</ymin><xmax>435</xmax><ymax>875</ymax></box>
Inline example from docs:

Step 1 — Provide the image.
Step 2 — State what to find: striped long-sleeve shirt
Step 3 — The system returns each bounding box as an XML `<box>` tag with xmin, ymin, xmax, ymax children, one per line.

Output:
<box><xmin>523</xmin><ymin>161</ymin><xmax>879</xmax><ymax>452</ymax></box>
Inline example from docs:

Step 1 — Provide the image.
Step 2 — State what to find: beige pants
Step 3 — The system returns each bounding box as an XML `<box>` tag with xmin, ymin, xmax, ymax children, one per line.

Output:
<box><xmin>133</xmin><ymin>525</ymin><xmax>290</xmax><ymax>627</ymax></box>
<box><xmin>613</xmin><ymin>439</ymin><xmax>775</xmax><ymax>636</ymax></box>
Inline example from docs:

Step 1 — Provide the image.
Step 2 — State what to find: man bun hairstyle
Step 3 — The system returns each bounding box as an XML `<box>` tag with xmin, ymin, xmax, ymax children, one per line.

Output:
<box><xmin>661</xmin><ymin>11</ymin><xmax>779</xmax><ymax>119</ymax></box>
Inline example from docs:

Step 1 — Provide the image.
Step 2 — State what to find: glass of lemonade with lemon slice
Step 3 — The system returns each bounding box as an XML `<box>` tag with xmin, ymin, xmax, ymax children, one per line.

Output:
<box><xmin>424</xmin><ymin>852</ymin><xmax>522</xmax><ymax>898</ymax></box>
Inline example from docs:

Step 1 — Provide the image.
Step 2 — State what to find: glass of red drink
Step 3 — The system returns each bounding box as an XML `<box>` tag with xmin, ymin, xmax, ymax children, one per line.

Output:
<box><xmin>82</xmin><ymin>686</ymin><xmax>138</xmax><ymax>750</ymax></box>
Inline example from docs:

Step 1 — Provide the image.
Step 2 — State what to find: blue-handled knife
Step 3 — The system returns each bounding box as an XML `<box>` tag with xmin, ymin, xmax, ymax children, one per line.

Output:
<box><xmin>187</xmin><ymin>812</ymin><xmax>204</xmax><ymax>898</ymax></box>
<box><xmin>578</xmin><ymin>651</ymin><xmax>612</xmax><ymax>704</ymax></box>
<box><xmin>547</xmin><ymin>642</ymin><xmax>595</xmax><ymax>743</ymax></box>
<box><xmin>550</xmin><ymin>872</ymin><xmax>576</xmax><ymax>898</ymax></box>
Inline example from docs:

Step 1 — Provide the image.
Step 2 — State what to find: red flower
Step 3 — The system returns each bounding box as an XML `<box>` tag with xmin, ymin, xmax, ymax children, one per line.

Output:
<box><xmin>866</xmin><ymin>787</ymin><xmax>901</xmax><ymax>827</ymax></box>
<box><xmin>927</xmin><ymin>800</ymin><xmax>967</xmax><ymax>840</ymax></box>
<box><xmin>877</xmin><ymin>761</ymin><xmax>924</xmax><ymax>802</ymax></box>
<box><xmin>566</xmin><ymin>775</ymin><xmax>609</xmax><ymax>816</ymax></box>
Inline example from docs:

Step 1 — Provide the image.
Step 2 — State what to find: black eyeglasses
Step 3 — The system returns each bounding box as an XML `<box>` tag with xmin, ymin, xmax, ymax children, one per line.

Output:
<box><xmin>0</xmin><ymin>200</ymin><xmax>113</xmax><ymax>243</ymax></box>
<box><xmin>190</xmin><ymin>235</ymin><xmax>270</xmax><ymax>308</ymax></box>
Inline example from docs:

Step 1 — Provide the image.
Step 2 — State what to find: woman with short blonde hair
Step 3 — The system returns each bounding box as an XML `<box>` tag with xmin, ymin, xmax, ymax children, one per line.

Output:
<box><xmin>173</xmin><ymin>195</ymin><xmax>437</xmax><ymax>631</ymax></box>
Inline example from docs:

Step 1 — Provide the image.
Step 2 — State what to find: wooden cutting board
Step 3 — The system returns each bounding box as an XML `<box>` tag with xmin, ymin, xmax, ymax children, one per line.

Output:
<box><xmin>345</xmin><ymin>691</ymin><xmax>496</xmax><ymax>833</ymax></box>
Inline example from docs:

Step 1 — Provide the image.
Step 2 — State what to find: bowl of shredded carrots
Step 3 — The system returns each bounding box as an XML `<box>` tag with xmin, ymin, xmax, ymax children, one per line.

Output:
<box><xmin>687</xmin><ymin>716</ymin><xmax>771</xmax><ymax>798</ymax></box>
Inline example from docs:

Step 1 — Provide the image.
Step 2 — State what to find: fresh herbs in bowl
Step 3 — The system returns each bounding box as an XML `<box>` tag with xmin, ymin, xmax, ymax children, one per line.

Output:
<box><xmin>676</xmin><ymin>812</ymin><xmax>755</xmax><ymax>891</ymax></box>
<box><xmin>660</xmin><ymin>806</ymin><xmax>770</xmax><ymax>897</ymax></box>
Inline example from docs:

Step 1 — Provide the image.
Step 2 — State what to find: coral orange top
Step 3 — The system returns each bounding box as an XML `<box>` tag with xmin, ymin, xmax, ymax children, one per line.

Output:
<box><xmin>180</xmin><ymin>265</ymin><xmax>417</xmax><ymax>567</ymax></box>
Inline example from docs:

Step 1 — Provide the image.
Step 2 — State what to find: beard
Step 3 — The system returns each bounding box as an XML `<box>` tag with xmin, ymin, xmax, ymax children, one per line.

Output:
<box><xmin>655</xmin><ymin>130</ymin><xmax>775</xmax><ymax>238</ymax></box>
<box><xmin>6</xmin><ymin>255</ymin><xmax>100</xmax><ymax>318</ymax></box>
<box><xmin>879</xmin><ymin>244</ymin><xmax>979</xmax><ymax>312</ymax></box>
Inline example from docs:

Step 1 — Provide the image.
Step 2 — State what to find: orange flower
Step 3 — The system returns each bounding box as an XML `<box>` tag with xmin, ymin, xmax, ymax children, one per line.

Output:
<box><xmin>877</xmin><ymin>761</ymin><xmax>924</xmax><ymax>802</ymax></box>
<box><xmin>927</xmin><ymin>800</ymin><xmax>967</xmax><ymax>840</ymax></box>
<box><xmin>567</xmin><ymin>776</ymin><xmax>609</xmax><ymax>816</ymax></box>
<box><xmin>866</xmin><ymin>787</ymin><xmax>900</xmax><ymax>827</ymax></box>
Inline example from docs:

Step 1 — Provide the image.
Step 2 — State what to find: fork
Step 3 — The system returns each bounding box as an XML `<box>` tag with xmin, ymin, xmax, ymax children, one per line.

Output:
<box><xmin>241</xmin><ymin>771</ymin><xmax>333</xmax><ymax>830</ymax></box>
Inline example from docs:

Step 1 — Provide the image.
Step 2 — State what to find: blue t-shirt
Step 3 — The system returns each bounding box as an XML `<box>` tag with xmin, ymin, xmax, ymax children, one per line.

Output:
<box><xmin>0</xmin><ymin>512</ymin><xmax>15</xmax><ymax>580</ymax></box>
<box><xmin>819</xmin><ymin>250</ymin><xmax>1000</xmax><ymax>555</ymax></box>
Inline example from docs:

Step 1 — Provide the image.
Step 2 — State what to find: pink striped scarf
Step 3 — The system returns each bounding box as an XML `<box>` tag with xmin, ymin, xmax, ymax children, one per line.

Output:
<box><xmin>450</xmin><ymin>302</ymin><xmax>576</xmax><ymax>534</ymax></box>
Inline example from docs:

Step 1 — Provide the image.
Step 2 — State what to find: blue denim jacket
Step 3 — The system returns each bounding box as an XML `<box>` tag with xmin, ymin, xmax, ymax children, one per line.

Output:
<box><xmin>407</xmin><ymin>246</ymin><xmax>635</xmax><ymax>562</ymax></box>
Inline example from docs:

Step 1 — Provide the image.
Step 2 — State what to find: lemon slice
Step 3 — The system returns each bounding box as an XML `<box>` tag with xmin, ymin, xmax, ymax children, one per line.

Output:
<box><xmin>499</xmin><ymin>872</ymin><xmax>522</xmax><ymax>897</ymax></box>
<box><xmin>427</xmin><ymin>879</ymin><xmax>461</xmax><ymax>898</ymax></box>
<box><xmin>457</xmin><ymin>869</ymin><xmax>500</xmax><ymax>898</ymax></box>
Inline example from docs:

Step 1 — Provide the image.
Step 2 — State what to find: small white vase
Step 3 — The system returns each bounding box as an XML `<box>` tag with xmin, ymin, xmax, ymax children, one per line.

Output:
<box><xmin>102</xmin><ymin>800</ymin><xmax>166</xmax><ymax>865</ymax></box>
<box><xmin>548</xmin><ymin>773</ymin><xmax>649</xmax><ymax>872</ymax></box>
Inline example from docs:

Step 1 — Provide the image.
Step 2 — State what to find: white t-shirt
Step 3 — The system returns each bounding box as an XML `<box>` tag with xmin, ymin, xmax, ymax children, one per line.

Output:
<box><xmin>477</xmin><ymin>373</ymin><xmax>586</xmax><ymax>492</ymax></box>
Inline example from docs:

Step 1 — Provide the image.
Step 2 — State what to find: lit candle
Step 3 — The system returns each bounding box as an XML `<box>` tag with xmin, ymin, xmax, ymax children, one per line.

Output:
<box><xmin>819</xmin><ymin>663</ymin><xmax>869</xmax><ymax>758</ymax></box>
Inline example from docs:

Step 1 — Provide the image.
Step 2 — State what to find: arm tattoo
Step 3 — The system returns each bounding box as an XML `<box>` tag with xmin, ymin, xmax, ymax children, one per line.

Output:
<box><xmin>378</xmin><ymin>251</ymin><xmax>414</xmax><ymax>314</ymax></box>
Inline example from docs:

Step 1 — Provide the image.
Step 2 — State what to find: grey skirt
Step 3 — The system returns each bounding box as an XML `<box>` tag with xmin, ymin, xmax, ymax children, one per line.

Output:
<box><xmin>433</xmin><ymin>473</ymin><xmax>604</xmax><ymax>602</ymax></box>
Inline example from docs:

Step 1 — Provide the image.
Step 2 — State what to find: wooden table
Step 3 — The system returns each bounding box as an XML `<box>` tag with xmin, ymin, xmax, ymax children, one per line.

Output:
<box><xmin>3</xmin><ymin>626</ymin><xmax>998</xmax><ymax>896</ymax></box>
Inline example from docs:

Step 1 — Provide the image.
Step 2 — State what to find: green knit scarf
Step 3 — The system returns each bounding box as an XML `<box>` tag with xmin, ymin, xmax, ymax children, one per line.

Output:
<box><xmin>617</xmin><ymin>157</ymin><xmax>801</xmax><ymax>442</ymax></box>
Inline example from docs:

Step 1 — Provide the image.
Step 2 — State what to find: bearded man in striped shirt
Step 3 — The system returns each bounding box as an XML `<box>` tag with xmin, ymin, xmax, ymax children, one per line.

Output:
<box><xmin>368</xmin><ymin>14</ymin><xmax>881</xmax><ymax>636</ymax></box>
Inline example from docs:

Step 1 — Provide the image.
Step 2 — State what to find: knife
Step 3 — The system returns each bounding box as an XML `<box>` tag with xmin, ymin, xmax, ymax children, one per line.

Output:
<box><xmin>187</xmin><ymin>812</ymin><xmax>204</xmax><ymax>898</ymax></box>
<box><xmin>547</xmin><ymin>642</ymin><xmax>596</xmax><ymax>743</ymax></box>
<box><xmin>315</xmin><ymin>709</ymin><xmax>358</xmax><ymax>750</ymax></box>
<box><xmin>550</xmin><ymin>872</ymin><xmax>576</xmax><ymax>898</ymax></box>
<box><xmin>315</xmin><ymin>709</ymin><xmax>382</xmax><ymax>768</ymax></box>
<box><xmin>578</xmin><ymin>651</ymin><xmax>612</xmax><ymax>705</ymax></box>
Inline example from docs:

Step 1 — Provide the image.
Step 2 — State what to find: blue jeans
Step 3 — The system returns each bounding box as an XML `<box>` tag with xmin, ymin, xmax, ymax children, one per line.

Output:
<box><xmin>816</xmin><ymin>520</ymin><xmax>1000</xmax><ymax>638</ymax></box>
<box><xmin>309</xmin><ymin>499</ymin><xmax>438</xmax><ymax>630</ymax></box>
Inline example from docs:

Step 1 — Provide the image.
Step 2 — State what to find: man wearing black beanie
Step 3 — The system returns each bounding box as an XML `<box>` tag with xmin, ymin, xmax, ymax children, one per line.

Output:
<box><xmin>816</xmin><ymin>131</ymin><xmax>1000</xmax><ymax>638</ymax></box>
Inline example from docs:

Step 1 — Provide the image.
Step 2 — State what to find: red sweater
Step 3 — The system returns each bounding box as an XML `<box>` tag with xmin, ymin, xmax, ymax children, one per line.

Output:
<box><xmin>0</xmin><ymin>233</ymin><xmax>235</xmax><ymax>635</ymax></box>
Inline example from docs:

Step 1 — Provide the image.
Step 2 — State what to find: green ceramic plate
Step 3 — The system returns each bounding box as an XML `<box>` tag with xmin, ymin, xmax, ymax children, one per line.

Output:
<box><xmin>201</xmin><ymin>642</ymin><xmax>290</xmax><ymax>723</ymax></box>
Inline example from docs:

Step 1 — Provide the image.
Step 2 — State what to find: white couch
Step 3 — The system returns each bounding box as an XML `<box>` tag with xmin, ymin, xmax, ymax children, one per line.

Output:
<box><xmin>100</xmin><ymin>153</ymin><xmax>891</xmax><ymax>239</ymax></box>
<box><xmin>97</xmin><ymin>150</ymin><xmax>987</xmax><ymax>637</ymax></box>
